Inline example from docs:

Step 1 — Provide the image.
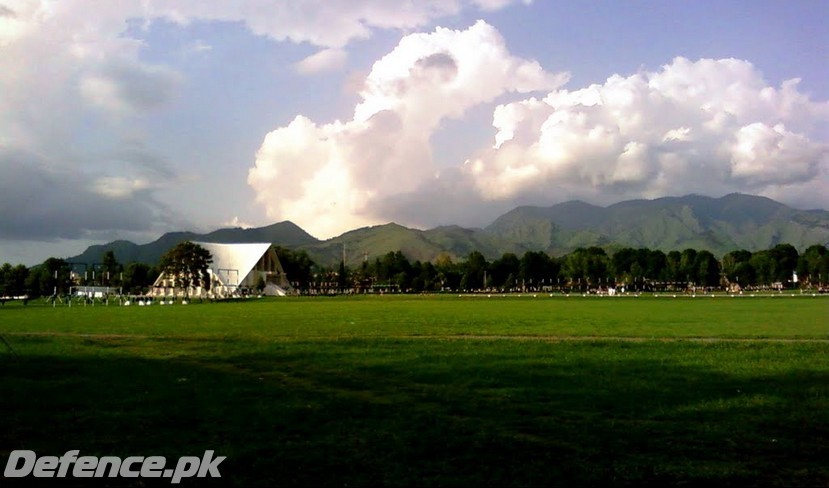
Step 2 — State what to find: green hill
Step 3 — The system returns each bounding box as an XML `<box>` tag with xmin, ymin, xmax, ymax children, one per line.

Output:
<box><xmin>484</xmin><ymin>193</ymin><xmax>829</xmax><ymax>256</ymax></box>
<box><xmin>302</xmin><ymin>223</ymin><xmax>445</xmax><ymax>267</ymax></box>
<box><xmin>67</xmin><ymin>222</ymin><xmax>317</xmax><ymax>265</ymax></box>
<box><xmin>67</xmin><ymin>194</ymin><xmax>829</xmax><ymax>267</ymax></box>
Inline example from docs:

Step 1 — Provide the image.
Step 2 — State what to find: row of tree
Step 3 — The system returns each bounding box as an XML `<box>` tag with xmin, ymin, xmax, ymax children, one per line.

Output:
<box><xmin>0</xmin><ymin>243</ymin><xmax>216</xmax><ymax>300</ymax></box>
<box><xmin>3</xmin><ymin>243</ymin><xmax>828</xmax><ymax>298</ymax></box>
<box><xmin>276</xmin><ymin>243</ymin><xmax>829</xmax><ymax>294</ymax></box>
<box><xmin>0</xmin><ymin>252</ymin><xmax>157</xmax><ymax>299</ymax></box>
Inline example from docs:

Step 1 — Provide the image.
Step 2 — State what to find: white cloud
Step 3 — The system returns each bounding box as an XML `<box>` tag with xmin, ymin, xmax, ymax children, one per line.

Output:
<box><xmin>294</xmin><ymin>48</ymin><xmax>348</xmax><ymax>75</ymax></box>
<box><xmin>2</xmin><ymin>0</ymin><xmax>827</xmax><ymax>256</ymax></box>
<box><xmin>137</xmin><ymin>0</ymin><xmax>529</xmax><ymax>48</ymax></box>
<box><xmin>250</xmin><ymin>41</ymin><xmax>829</xmax><ymax>237</ymax></box>
<box><xmin>223</xmin><ymin>216</ymin><xmax>254</xmax><ymax>229</ymax></box>
<box><xmin>470</xmin><ymin>57</ymin><xmax>829</xmax><ymax>205</ymax></box>
<box><xmin>248</xmin><ymin>20</ymin><xmax>567</xmax><ymax>238</ymax></box>
<box><xmin>728</xmin><ymin>122</ymin><xmax>822</xmax><ymax>185</ymax></box>
<box><xmin>189</xmin><ymin>39</ymin><xmax>212</xmax><ymax>52</ymax></box>
<box><xmin>473</xmin><ymin>0</ymin><xmax>533</xmax><ymax>10</ymax></box>
<box><xmin>90</xmin><ymin>176</ymin><xmax>151</xmax><ymax>199</ymax></box>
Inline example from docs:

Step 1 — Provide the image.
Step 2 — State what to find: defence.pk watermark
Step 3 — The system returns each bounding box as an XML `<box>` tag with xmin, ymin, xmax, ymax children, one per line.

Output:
<box><xmin>4</xmin><ymin>450</ymin><xmax>225</xmax><ymax>484</ymax></box>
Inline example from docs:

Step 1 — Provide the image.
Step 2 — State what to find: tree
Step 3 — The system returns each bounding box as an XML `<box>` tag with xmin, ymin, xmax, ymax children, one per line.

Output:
<box><xmin>337</xmin><ymin>260</ymin><xmax>349</xmax><ymax>291</ymax></box>
<box><xmin>520</xmin><ymin>251</ymin><xmax>556</xmax><ymax>289</ymax></box>
<box><xmin>159</xmin><ymin>241</ymin><xmax>212</xmax><ymax>296</ymax></box>
<box><xmin>563</xmin><ymin>247</ymin><xmax>608</xmax><ymax>286</ymax></box>
<box><xmin>25</xmin><ymin>257</ymin><xmax>71</xmax><ymax>297</ymax></box>
<box><xmin>646</xmin><ymin>250</ymin><xmax>667</xmax><ymax>281</ymax></box>
<box><xmin>434</xmin><ymin>254</ymin><xmax>461</xmax><ymax>291</ymax></box>
<box><xmin>0</xmin><ymin>263</ymin><xmax>10</xmax><ymax>296</ymax></box>
<box><xmin>490</xmin><ymin>253</ymin><xmax>520</xmax><ymax>289</ymax></box>
<box><xmin>750</xmin><ymin>251</ymin><xmax>775</xmax><ymax>286</ymax></box>
<box><xmin>9</xmin><ymin>264</ymin><xmax>29</xmax><ymax>297</ymax></box>
<box><xmin>732</xmin><ymin>261</ymin><xmax>756</xmax><ymax>286</ymax></box>
<box><xmin>665</xmin><ymin>251</ymin><xmax>682</xmax><ymax>282</ymax></box>
<box><xmin>0</xmin><ymin>263</ymin><xmax>28</xmax><ymax>297</ymax></box>
<box><xmin>274</xmin><ymin>246</ymin><xmax>315</xmax><ymax>290</ymax></box>
<box><xmin>679</xmin><ymin>249</ymin><xmax>698</xmax><ymax>284</ymax></box>
<box><xmin>122</xmin><ymin>262</ymin><xmax>153</xmax><ymax>294</ymax></box>
<box><xmin>694</xmin><ymin>250</ymin><xmax>720</xmax><ymax>287</ymax></box>
<box><xmin>378</xmin><ymin>251</ymin><xmax>412</xmax><ymax>289</ymax></box>
<box><xmin>101</xmin><ymin>250</ymin><xmax>122</xmax><ymax>286</ymax></box>
<box><xmin>611</xmin><ymin>248</ymin><xmax>639</xmax><ymax>282</ymax></box>
<box><xmin>630</xmin><ymin>262</ymin><xmax>643</xmax><ymax>283</ymax></box>
<box><xmin>797</xmin><ymin>244</ymin><xmax>829</xmax><ymax>285</ymax></box>
<box><xmin>416</xmin><ymin>261</ymin><xmax>438</xmax><ymax>292</ymax></box>
<box><xmin>769</xmin><ymin>244</ymin><xmax>798</xmax><ymax>283</ymax></box>
<box><xmin>461</xmin><ymin>251</ymin><xmax>488</xmax><ymax>291</ymax></box>
<box><xmin>722</xmin><ymin>250</ymin><xmax>752</xmax><ymax>282</ymax></box>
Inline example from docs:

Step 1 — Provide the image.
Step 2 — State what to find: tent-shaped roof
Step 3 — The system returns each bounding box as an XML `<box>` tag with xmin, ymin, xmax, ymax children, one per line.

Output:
<box><xmin>195</xmin><ymin>242</ymin><xmax>272</xmax><ymax>287</ymax></box>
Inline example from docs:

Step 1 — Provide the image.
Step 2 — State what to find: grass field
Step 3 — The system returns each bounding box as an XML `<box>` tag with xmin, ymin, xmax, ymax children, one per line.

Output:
<box><xmin>1</xmin><ymin>295</ymin><xmax>828</xmax><ymax>486</ymax></box>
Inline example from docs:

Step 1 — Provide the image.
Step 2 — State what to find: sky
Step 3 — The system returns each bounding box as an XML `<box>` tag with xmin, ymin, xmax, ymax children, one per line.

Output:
<box><xmin>1</xmin><ymin>0</ymin><xmax>827</xmax><ymax>265</ymax></box>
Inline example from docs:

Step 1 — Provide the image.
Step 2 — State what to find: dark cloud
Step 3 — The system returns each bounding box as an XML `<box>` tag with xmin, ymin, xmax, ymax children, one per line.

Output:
<box><xmin>415</xmin><ymin>52</ymin><xmax>457</xmax><ymax>72</ymax></box>
<box><xmin>110</xmin><ymin>140</ymin><xmax>177</xmax><ymax>179</ymax></box>
<box><xmin>81</xmin><ymin>61</ymin><xmax>182</xmax><ymax>114</ymax></box>
<box><xmin>108</xmin><ymin>62</ymin><xmax>181</xmax><ymax>111</ymax></box>
<box><xmin>0</xmin><ymin>148</ymin><xmax>177</xmax><ymax>241</ymax></box>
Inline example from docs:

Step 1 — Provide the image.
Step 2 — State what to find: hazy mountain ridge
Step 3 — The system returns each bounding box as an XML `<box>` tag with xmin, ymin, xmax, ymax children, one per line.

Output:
<box><xmin>67</xmin><ymin>194</ymin><xmax>829</xmax><ymax>267</ymax></box>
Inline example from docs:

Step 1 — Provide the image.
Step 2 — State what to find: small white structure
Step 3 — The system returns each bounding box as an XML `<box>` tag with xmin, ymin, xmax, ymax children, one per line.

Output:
<box><xmin>151</xmin><ymin>242</ymin><xmax>289</xmax><ymax>298</ymax></box>
<box><xmin>72</xmin><ymin>286</ymin><xmax>113</xmax><ymax>299</ymax></box>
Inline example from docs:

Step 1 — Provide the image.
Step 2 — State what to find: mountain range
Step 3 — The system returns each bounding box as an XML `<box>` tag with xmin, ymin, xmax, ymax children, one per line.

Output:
<box><xmin>68</xmin><ymin>193</ymin><xmax>829</xmax><ymax>267</ymax></box>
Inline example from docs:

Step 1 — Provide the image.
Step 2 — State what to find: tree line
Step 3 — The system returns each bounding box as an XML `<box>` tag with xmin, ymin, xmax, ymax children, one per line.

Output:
<box><xmin>275</xmin><ymin>243</ymin><xmax>829</xmax><ymax>294</ymax></box>
<box><xmin>3</xmin><ymin>243</ymin><xmax>828</xmax><ymax>299</ymax></box>
<box><xmin>0</xmin><ymin>251</ymin><xmax>157</xmax><ymax>299</ymax></box>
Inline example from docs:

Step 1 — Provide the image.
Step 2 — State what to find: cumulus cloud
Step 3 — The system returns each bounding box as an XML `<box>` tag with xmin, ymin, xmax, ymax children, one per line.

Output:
<box><xmin>250</xmin><ymin>50</ymin><xmax>829</xmax><ymax>235</ymax></box>
<box><xmin>470</xmin><ymin>57</ymin><xmax>829</xmax><ymax>205</ymax></box>
<box><xmin>248</xmin><ymin>20</ymin><xmax>567</xmax><ymax>238</ymax></box>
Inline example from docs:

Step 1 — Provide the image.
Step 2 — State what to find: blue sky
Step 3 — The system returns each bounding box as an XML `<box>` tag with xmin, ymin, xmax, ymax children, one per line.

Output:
<box><xmin>1</xmin><ymin>0</ymin><xmax>827</xmax><ymax>265</ymax></box>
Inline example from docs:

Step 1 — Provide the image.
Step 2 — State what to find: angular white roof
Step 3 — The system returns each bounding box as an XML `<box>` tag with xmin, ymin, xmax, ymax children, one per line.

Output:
<box><xmin>194</xmin><ymin>242</ymin><xmax>271</xmax><ymax>287</ymax></box>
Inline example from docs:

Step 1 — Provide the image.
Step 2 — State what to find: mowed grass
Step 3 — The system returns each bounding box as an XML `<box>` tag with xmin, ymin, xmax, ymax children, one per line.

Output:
<box><xmin>1</xmin><ymin>296</ymin><xmax>828</xmax><ymax>486</ymax></box>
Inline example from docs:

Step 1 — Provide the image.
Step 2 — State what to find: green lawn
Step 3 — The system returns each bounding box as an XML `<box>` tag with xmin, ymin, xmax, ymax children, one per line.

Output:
<box><xmin>1</xmin><ymin>296</ymin><xmax>828</xmax><ymax>486</ymax></box>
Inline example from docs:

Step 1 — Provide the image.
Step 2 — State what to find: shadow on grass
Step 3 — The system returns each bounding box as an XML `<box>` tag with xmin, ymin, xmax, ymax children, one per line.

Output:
<box><xmin>1</xmin><ymin>338</ymin><xmax>828</xmax><ymax>487</ymax></box>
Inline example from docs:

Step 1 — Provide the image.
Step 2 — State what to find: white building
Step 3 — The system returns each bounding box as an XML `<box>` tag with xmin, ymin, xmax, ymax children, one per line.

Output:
<box><xmin>152</xmin><ymin>242</ymin><xmax>290</xmax><ymax>298</ymax></box>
